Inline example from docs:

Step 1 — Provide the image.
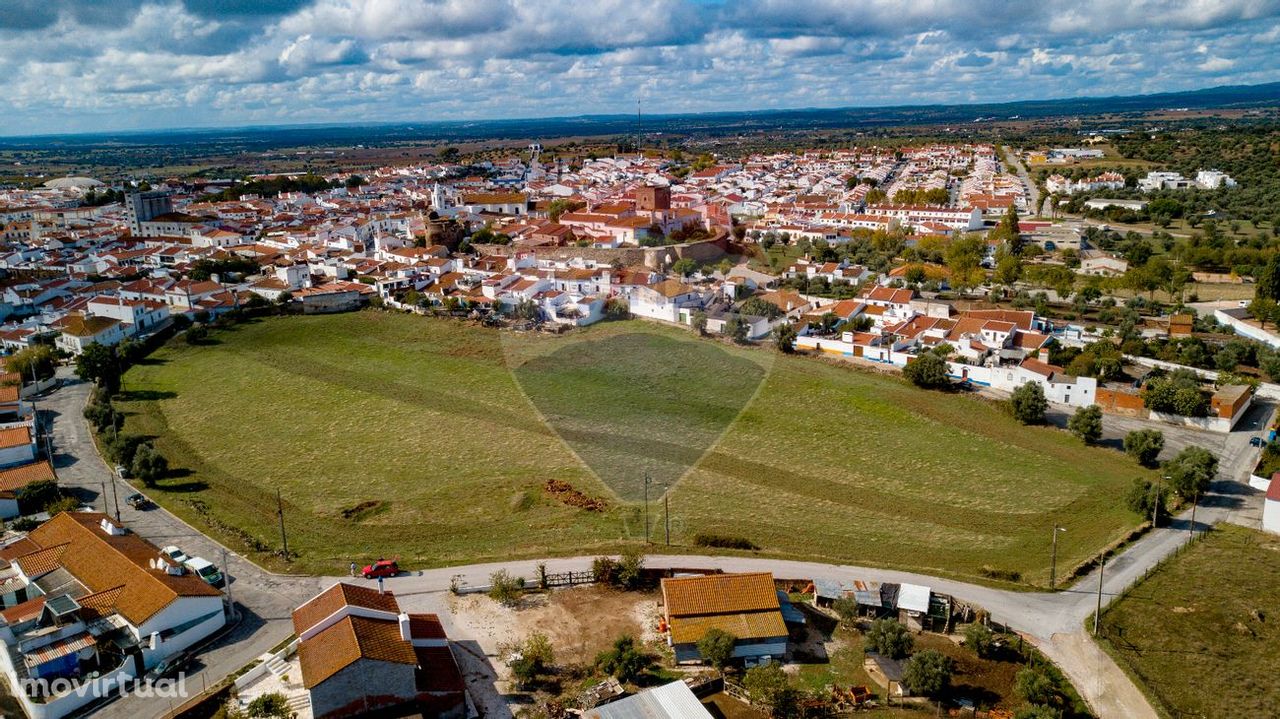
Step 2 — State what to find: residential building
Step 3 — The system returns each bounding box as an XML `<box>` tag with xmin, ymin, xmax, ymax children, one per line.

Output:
<box><xmin>292</xmin><ymin>583</ymin><xmax>466</xmax><ymax>719</ymax></box>
<box><xmin>661</xmin><ymin>572</ymin><xmax>788</xmax><ymax>664</ymax></box>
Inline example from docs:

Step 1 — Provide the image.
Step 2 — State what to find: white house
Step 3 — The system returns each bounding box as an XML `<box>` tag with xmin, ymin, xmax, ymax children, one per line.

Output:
<box><xmin>85</xmin><ymin>296</ymin><xmax>170</xmax><ymax>337</ymax></box>
<box><xmin>0</xmin><ymin>426</ymin><xmax>37</xmax><ymax>469</ymax></box>
<box><xmin>0</xmin><ymin>512</ymin><xmax>225</xmax><ymax>719</ymax></box>
<box><xmin>1264</xmin><ymin>480</ymin><xmax>1280</xmax><ymax>535</ymax></box>
<box><xmin>630</xmin><ymin>280</ymin><xmax>701</xmax><ymax>323</ymax></box>
<box><xmin>55</xmin><ymin>316</ymin><xmax>125</xmax><ymax>355</ymax></box>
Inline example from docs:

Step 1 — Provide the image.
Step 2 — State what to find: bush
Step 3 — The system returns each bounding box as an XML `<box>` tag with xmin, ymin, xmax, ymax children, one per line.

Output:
<box><xmin>1164</xmin><ymin>445</ymin><xmax>1218</xmax><ymax>499</ymax></box>
<box><xmin>692</xmin><ymin>533</ymin><xmax>759</xmax><ymax>550</ymax></box>
<box><xmin>596</xmin><ymin>635</ymin><xmax>651</xmax><ymax>684</ymax></box>
<box><xmin>131</xmin><ymin>442</ymin><xmax>169</xmax><ymax>487</ymax></box>
<box><xmin>864</xmin><ymin>618</ymin><xmax>913</xmax><ymax>659</ymax></box>
<box><xmin>903</xmin><ymin>352</ymin><xmax>949</xmax><ymax>389</ymax></box>
<box><xmin>963</xmin><ymin>623</ymin><xmax>994</xmax><ymax>658</ymax></box>
<box><xmin>902</xmin><ymin>649</ymin><xmax>953</xmax><ymax>698</ymax></box>
<box><xmin>1067</xmin><ymin>405</ymin><xmax>1103</xmax><ymax>444</ymax></box>
<box><xmin>502</xmin><ymin>632</ymin><xmax>554</xmax><ymax>688</ymax></box>
<box><xmin>1123</xmin><ymin>429</ymin><xmax>1164</xmax><ymax>467</ymax></box>
<box><xmin>245</xmin><ymin>692</ymin><xmax>290</xmax><ymax>719</ymax></box>
<box><xmin>1010</xmin><ymin>382</ymin><xmax>1047</xmax><ymax>425</ymax></box>
<box><xmin>488</xmin><ymin>569</ymin><xmax>523</xmax><ymax>607</ymax></box>
<box><xmin>185</xmin><ymin>323</ymin><xmax>210</xmax><ymax>345</ymax></box>
<box><xmin>103</xmin><ymin>433</ymin><xmax>147</xmax><ymax>467</ymax></box>
<box><xmin>592</xmin><ymin>549</ymin><xmax>646</xmax><ymax>590</ymax></box>
<box><xmin>1014</xmin><ymin>665</ymin><xmax>1058</xmax><ymax>706</ymax></box>
<box><xmin>743</xmin><ymin>662</ymin><xmax>801</xmax><ymax>718</ymax></box>
<box><xmin>16</xmin><ymin>480</ymin><xmax>61</xmax><ymax>515</ymax></box>
<box><xmin>44</xmin><ymin>497</ymin><xmax>81</xmax><ymax>515</ymax></box>
<box><xmin>832</xmin><ymin>597</ymin><xmax>859</xmax><ymax>624</ymax></box>
<box><xmin>696</xmin><ymin>628</ymin><xmax>737</xmax><ymax>671</ymax></box>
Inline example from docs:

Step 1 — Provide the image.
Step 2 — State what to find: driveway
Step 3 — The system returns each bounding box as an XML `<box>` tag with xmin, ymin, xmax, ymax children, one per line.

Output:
<box><xmin>40</xmin><ymin>368</ymin><xmax>321</xmax><ymax>719</ymax></box>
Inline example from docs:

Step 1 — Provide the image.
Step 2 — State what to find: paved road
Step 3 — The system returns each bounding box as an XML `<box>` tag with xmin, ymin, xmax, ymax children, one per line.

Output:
<box><xmin>1002</xmin><ymin>145</ymin><xmax>1040</xmax><ymax>217</ymax></box>
<box><xmin>41</xmin><ymin>369</ymin><xmax>320</xmax><ymax>719</ymax></box>
<box><xmin>36</xmin><ymin>368</ymin><xmax>1271</xmax><ymax>719</ymax></box>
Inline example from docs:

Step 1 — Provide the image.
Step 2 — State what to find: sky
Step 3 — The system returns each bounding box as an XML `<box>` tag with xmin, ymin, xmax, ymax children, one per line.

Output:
<box><xmin>3</xmin><ymin>0</ymin><xmax>1280</xmax><ymax>136</ymax></box>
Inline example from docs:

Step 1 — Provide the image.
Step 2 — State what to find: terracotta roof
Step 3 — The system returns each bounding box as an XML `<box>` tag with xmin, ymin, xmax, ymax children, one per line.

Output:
<box><xmin>0</xmin><ymin>460</ymin><xmax>55</xmax><ymax>496</ymax></box>
<box><xmin>292</xmin><ymin>582</ymin><xmax>400</xmax><ymax>636</ymax></box>
<box><xmin>298</xmin><ymin>614</ymin><xmax>417</xmax><ymax>689</ymax></box>
<box><xmin>60</xmin><ymin>315</ymin><xmax>119</xmax><ymax>338</ymax></box>
<box><xmin>0</xmin><ymin>426</ymin><xmax>31</xmax><ymax>450</ymax></box>
<box><xmin>20</xmin><ymin>512</ymin><xmax>221</xmax><ymax>625</ymax></box>
<box><xmin>408</xmin><ymin>613</ymin><xmax>447</xmax><ymax>640</ymax></box>
<box><xmin>668</xmin><ymin>611</ymin><xmax>788</xmax><ymax>645</ymax></box>
<box><xmin>663</xmin><ymin>572</ymin><xmax>780</xmax><ymax>616</ymax></box>
<box><xmin>0</xmin><ymin>595</ymin><xmax>44</xmax><ymax>624</ymax></box>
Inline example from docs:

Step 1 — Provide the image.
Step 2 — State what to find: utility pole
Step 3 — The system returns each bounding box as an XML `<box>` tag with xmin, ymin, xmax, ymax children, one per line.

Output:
<box><xmin>110</xmin><ymin>473</ymin><xmax>121</xmax><ymax>523</ymax></box>
<box><xmin>1188</xmin><ymin>492</ymin><xmax>1199</xmax><ymax>538</ymax></box>
<box><xmin>643</xmin><ymin>473</ymin><xmax>651</xmax><ymax>544</ymax></box>
<box><xmin>221</xmin><ymin>546</ymin><xmax>236</xmax><ymax>620</ymax></box>
<box><xmin>1049</xmin><ymin>525</ymin><xmax>1066</xmax><ymax>589</ymax></box>
<box><xmin>664</xmin><ymin>488</ymin><xmax>671</xmax><ymax>546</ymax></box>
<box><xmin>276</xmin><ymin>489</ymin><xmax>290</xmax><ymax>561</ymax></box>
<box><xmin>1093</xmin><ymin>554</ymin><xmax>1106</xmax><ymax>636</ymax></box>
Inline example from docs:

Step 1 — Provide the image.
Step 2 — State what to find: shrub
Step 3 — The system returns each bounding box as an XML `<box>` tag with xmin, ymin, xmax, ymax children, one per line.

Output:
<box><xmin>1123</xmin><ymin>429</ymin><xmax>1165</xmax><ymax>467</ymax></box>
<box><xmin>832</xmin><ymin>597</ymin><xmax>859</xmax><ymax>624</ymax></box>
<box><xmin>488</xmin><ymin>569</ymin><xmax>523</xmax><ymax>607</ymax></box>
<box><xmin>503</xmin><ymin>632</ymin><xmax>554</xmax><ymax>688</ymax></box>
<box><xmin>1067</xmin><ymin>405</ymin><xmax>1103</xmax><ymax>444</ymax></box>
<box><xmin>596</xmin><ymin>635</ymin><xmax>650</xmax><ymax>684</ymax></box>
<box><xmin>692</xmin><ymin>533</ymin><xmax>759</xmax><ymax>550</ymax></box>
<box><xmin>697</xmin><ymin>628</ymin><xmax>737</xmax><ymax>671</ymax></box>
<box><xmin>864</xmin><ymin>618</ymin><xmax>913</xmax><ymax>659</ymax></box>
<box><xmin>903</xmin><ymin>352</ymin><xmax>949</xmax><ymax>389</ymax></box>
<box><xmin>131</xmin><ymin>442</ymin><xmax>169</xmax><ymax>487</ymax></box>
<box><xmin>245</xmin><ymin>692</ymin><xmax>290</xmax><ymax>718</ymax></box>
<box><xmin>902</xmin><ymin>649</ymin><xmax>953</xmax><ymax>698</ymax></box>
<box><xmin>743</xmin><ymin>662</ymin><xmax>801</xmax><ymax>718</ymax></box>
<box><xmin>1010</xmin><ymin>382</ymin><xmax>1047</xmax><ymax>425</ymax></box>
<box><xmin>963</xmin><ymin>623</ymin><xmax>994</xmax><ymax>658</ymax></box>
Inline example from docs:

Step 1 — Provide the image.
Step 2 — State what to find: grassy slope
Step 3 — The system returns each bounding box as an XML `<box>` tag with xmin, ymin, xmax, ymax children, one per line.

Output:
<box><xmin>119</xmin><ymin>312</ymin><xmax>1145</xmax><ymax>580</ymax></box>
<box><xmin>1099</xmin><ymin>524</ymin><xmax>1280</xmax><ymax>719</ymax></box>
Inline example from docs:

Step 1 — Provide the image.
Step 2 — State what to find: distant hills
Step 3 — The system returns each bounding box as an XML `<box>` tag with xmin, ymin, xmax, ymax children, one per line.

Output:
<box><xmin>3</xmin><ymin>80</ymin><xmax>1278</xmax><ymax>149</ymax></box>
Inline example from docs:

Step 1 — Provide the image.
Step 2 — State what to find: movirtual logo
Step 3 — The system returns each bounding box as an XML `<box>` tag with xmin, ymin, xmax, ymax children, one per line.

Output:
<box><xmin>20</xmin><ymin>673</ymin><xmax>189</xmax><ymax>700</ymax></box>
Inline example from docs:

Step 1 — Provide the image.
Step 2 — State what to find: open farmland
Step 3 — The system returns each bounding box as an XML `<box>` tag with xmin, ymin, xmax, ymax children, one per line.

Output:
<box><xmin>1098</xmin><ymin>524</ymin><xmax>1280</xmax><ymax>719</ymax></box>
<box><xmin>116</xmin><ymin>312</ymin><xmax>1147</xmax><ymax>579</ymax></box>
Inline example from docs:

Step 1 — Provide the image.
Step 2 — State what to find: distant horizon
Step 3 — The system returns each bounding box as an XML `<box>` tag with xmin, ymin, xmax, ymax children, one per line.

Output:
<box><xmin>2</xmin><ymin>78</ymin><xmax>1278</xmax><ymax>143</ymax></box>
<box><xmin>4</xmin><ymin>1</ymin><xmax>1279</xmax><ymax>137</ymax></box>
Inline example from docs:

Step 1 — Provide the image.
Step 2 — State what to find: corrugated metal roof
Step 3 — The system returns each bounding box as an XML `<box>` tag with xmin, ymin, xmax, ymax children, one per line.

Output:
<box><xmin>897</xmin><ymin>584</ymin><xmax>931</xmax><ymax>614</ymax></box>
<box><xmin>588</xmin><ymin>681</ymin><xmax>714</xmax><ymax>719</ymax></box>
<box><xmin>24</xmin><ymin>633</ymin><xmax>95</xmax><ymax>667</ymax></box>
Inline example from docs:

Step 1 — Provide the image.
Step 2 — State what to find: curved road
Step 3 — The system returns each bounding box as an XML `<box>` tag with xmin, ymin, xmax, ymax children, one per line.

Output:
<box><xmin>41</xmin><ymin>368</ymin><xmax>1270</xmax><ymax>719</ymax></box>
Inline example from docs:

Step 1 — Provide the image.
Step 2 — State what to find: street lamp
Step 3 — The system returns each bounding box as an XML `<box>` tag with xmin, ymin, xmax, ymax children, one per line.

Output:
<box><xmin>1049</xmin><ymin>525</ymin><xmax>1067</xmax><ymax>589</ymax></box>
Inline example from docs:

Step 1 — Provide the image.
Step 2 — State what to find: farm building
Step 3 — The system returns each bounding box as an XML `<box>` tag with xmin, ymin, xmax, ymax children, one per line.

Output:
<box><xmin>661</xmin><ymin>572</ymin><xmax>788</xmax><ymax>664</ymax></box>
<box><xmin>586</xmin><ymin>680</ymin><xmax>714</xmax><ymax>719</ymax></box>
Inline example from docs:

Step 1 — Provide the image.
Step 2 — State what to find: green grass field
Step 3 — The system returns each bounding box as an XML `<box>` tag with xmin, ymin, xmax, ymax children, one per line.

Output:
<box><xmin>117</xmin><ymin>312</ymin><xmax>1148</xmax><ymax>578</ymax></box>
<box><xmin>1098</xmin><ymin>524</ymin><xmax>1280</xmax><ymax>719</ymax></box>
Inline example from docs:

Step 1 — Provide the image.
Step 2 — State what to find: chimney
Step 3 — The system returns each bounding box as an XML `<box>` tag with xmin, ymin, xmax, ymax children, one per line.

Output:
<box><xmin>398</xmin><ymin>612</ymin><xmax>412</xmax><ymax>643</ymax></box>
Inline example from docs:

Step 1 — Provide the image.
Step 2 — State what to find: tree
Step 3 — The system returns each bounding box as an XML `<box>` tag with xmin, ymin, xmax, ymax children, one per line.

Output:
<box><xmin>1126</xmin><ymin>477</ymin><xmax>1168</xmax><ymax>521</ymax></box>
<box><xmin>503</xmin><ymin>632</ymin><xmax>554</xmax><ymax>688</ymax></box>
<box><xmin>344</xmin><ymin>174</ymin><xmax>365</xmax><ymax>189</ymax></box>
<box><xmin>902</xmin><ymin>649</ymin><xmax>953</xmax><ymax>698</ymax></box>
<box><xmin>1014</xmin><ymin>666</ymin><xmax>1058</xmax><ymax>706</ymax></box>
<box><xmin>725</xmin><ymin>316</ymin><xmax>749</xmax><ymax>343</ymax></box>
<box><xmin>15</xmin><ymin>480</ymin><xmax>61</xmax><ymax>515</ymax></box>
<box><xmin>5</xmin><ymin>345</ymin><xmax>56</xmax><ymax>382</ymax></box>
<box><xmin>994</xmin><ymin>253</ymin><xmax>1023</xmax><ymax>287</ymax></box>
<box><xmin>244</xmin><ymin>692</ymin><xmax>290</xmax><ymax>718</ymax></box>
<box><xmin>1010</xmin><ymin>382</ymin><xmax>1048</xmax><ymax>425</ymax></box>
<box><xmin>743</xmin><ymin>662</ymin><xmax>801</xmax><ymax>718</ymax></box>
<box><xmin>185</xmin><ymin>323</ymin><xmax>209</xmax><ymax>344</ymax></box>
<box><xmin>774</xmin><ymin>322</ymin><xmax>797</xmax><ymax>354</ymax></box>
<box><xmin>696</xmin><ymin>628</ymin><xmax>737</xmax><ymax>671</ymax></box>
<box><xmin>963</xmin><ymin>623</ymin><xmax>995</xmax><ymax>659</ymax></box>
<box><xmin>1067</xmin><ymin>405</ymin><xmax>1103</xmax><ymax>444</ymax></box>
<box><xmin>76</xmin><ymin>342</ymin><xmax>122</xmax><ymax>394</ymax></box>
<box><xmin>103</xmin><ymin>433</ymin><xmax>147</xmax><ymax>468</ymax></box>
<box><xmin>691</xmin><ymin>310</ymin><xmax>708</xmax><ymax>335</ymax></box>
<box><xmin>902</xmin><ymin>352</ymin><xmax>949</xmax><ymax>389</ymax></box>
<box><xmin>605</xmin><ymin>297</ymin><xmax>629</xmax><ymax>320</ymax></box>
<box><xmin>832</xmin><ymin>596</ymin><xmax>859</xmax><ymax>624</ymax></box>
<box><xmin>671</xmin><ymin>258</ymin><xmax>698</xmax><ymax>277</ymax></box>
<box><xmin>131</xmin><ymin>442</ymin><xmax>169</xmax><ymax>487</ymax></box>
<box><xmin>1164</xmin><ymin>445</ymin><xmax>1217</xmax><ymax>499</ymax></box>
<box><xmin>946</xmin><ymin>235</ymin><xmax>986</xmax><ymax>291</ymax></box>
<box><xmin>1257</xmin><ymin>253</ymin><xmax>1280</xmax><ymax>302</ymax></box>
<box><xmin>1123</xmin><ymin>429</ymin><xmax>1164</xmax><ymax>467</ymax></box>
<box><xmin>864</xmin><ymin>618</ymin><xmax>913</xmax><ymax>659</ymax></box>
<box><xmin>596</xmin><ymin>635</ymin><xmax>650</xmax><ymax>684</ymax></box>
<box><xmin>488</xmin><ymin>569</ymin><xmax>523</xmax><ymax>606</ymax></box>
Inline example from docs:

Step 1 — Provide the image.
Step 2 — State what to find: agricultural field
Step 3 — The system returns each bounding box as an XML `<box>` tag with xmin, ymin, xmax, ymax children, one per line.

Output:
<box><xmin>1098</xmin><ymin>524</ymin><xmax>1280</xmax><ymax>719</ymax></box>
<box><xmin>116</xmin><ymin>312</ymin><xmax>1148</xmax><ymax>579</ymax></box>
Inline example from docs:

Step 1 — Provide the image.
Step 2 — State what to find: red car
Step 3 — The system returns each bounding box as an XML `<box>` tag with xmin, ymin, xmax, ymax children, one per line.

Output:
<box><xmin>362</xmin><ymin>560</ymin><xmax>400</xmax><ymax>579</ymax></box>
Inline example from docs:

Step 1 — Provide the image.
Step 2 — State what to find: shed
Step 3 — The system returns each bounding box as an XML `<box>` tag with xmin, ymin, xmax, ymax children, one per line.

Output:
<box><xmin>587</xmin><ymin>680</ymin><xmax>714</xmax><ymax>719</ymax></box>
